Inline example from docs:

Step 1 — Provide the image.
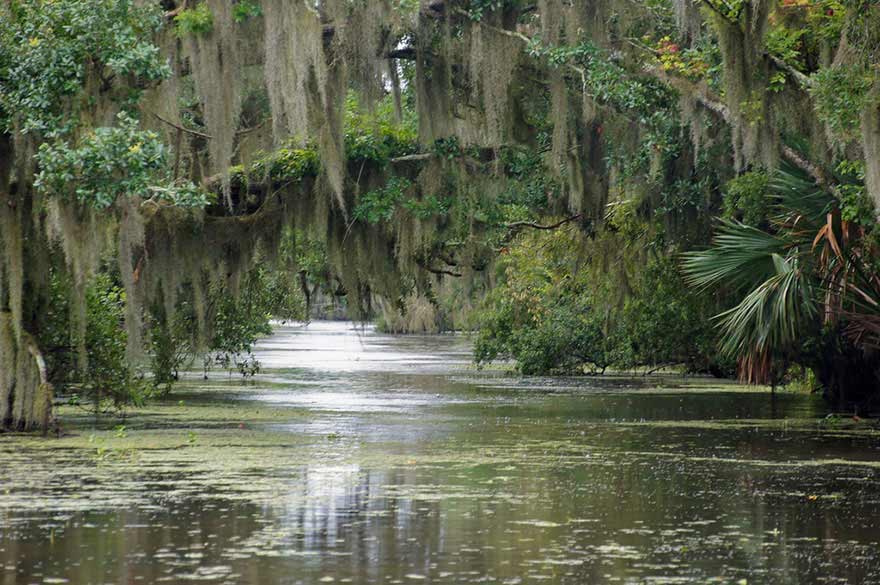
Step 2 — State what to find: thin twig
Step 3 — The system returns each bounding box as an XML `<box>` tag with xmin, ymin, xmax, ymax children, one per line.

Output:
<box><xmin>235</xmin><ymin>117</ymin><xmax>271</xmax><ymax>136</ymax></box>
<box><xmin>416</xmin><ymin>257</ymin><xmax>463</xmax><ymax>277</ymax></box>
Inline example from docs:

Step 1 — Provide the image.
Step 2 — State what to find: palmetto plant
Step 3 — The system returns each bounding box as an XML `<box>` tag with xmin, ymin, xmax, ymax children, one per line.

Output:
<box><xmin>682</xmin><ymin>167</ymin><xmax>880</xmax><ymax>389</ymax></box>
<box><xmin>814</xmin><ymin>212</ymin><xmax>880</xmax><ymax>352</ymax></box>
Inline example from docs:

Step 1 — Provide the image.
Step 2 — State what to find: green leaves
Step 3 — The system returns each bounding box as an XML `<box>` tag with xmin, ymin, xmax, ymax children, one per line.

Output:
<box><xmin>475</xmin><ymin>228</ymin><xmax>720</xmax><ymax>374</ymax></box>
<box><xmin>40</xmin><ymin>271</ymin><xmax>154</xmax><ymax>409</ymax></box>
<box><xmin>528</xmin><ymin>40</ymin><xmax>674</xmax><ymax>120</ymax></box>
<box><xmin>464</xmin><ymin>0</ymin><xmax>519</xmax><ymax>21</ymax></box>
<box><xmin>353</xmin><ymin>176</ymin><xmax>414</xmax><ymax>223</ymax></box>
<box><xmin>0</xmin><ymin>0</ymin><xmax>169</xmax><ymax>136</ymax></box>
<box><xmin>242</xmin><ymin>145</ymin><xmax>321</xmax><ymax>184</ymax></box>
<box><xmin>714</xmin><ymin>253</ymin><xmax>816</xmax><ymax>357</ymax></box>
<box><xmin>402</xmin><ymin>193</ymin><xmax>451</xmax><ymax>219</ymax></box>
<box><xmin>35</xmin><ymin>112</ymin><xmax>207</xmax><ymax>209</ymax></box>
<box><xmin>809</xmin><ymin>64</ymin><xmax>875</xmax><ymax>142</ymax></box>
<box><xmin>682</xmin><ymin>218</ymin><xmax>818</xmax><ymax>365</ymax></box>
<box><xmin>175</xmin><ymin>2</ymin><xmax>214</xmax><ymax>36</ymax></box>
<box><xmin>430</xmin><ymin>136</ymin><xmax>463</xmax><ymax>159</ymax></box>
<box><xmin>681</xmin><ymin>167</ymin><xmax>837</xmax><ymax>369</ymax></box>
<box><xmin>36</xmin><ymin>113</ymin><xmax>164</xmax><ymax>208</ymax></box>
<box><xmin>344</xmin><ymin>93</ymin><xmax>419</xmax><ymax>164</ymax></box>
<box><xmin>499</xmin><ymin>144</ymin><xmax>560</xmax><ymax>209</ymax></box>
<box><xmin>766</xmin><ymin>24</ymin><xmax>805</xmax><ymax>69</ymax></box>
<box><xmin>232</xmin><ymin>0</ymin><xmax>262</xmax><ymax>23</ymax></box>
<box><xmin>682</xmin><ymin>219</ymin><xmax>792</xmax><ymax>292</ymax></box>
<box><xmin>722</xmin><ymin>171</ymin><xmax>771</xmax><ymax>226</ymax></box>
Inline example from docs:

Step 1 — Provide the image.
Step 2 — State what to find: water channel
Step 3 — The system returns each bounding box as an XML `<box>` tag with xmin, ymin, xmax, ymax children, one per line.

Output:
<box><xmin>1</xmin><ymin>322</ymin><xmax>879</xmax><ymax>584</ymax></box>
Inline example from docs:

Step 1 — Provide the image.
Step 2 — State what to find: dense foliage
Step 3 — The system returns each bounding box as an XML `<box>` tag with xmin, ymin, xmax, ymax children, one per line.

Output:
<box><xmin>474</xmin><ymin>227</ymin><xmax>727</xmax><ymax>375</ymax></box>
<box><xmin>151</xmin><ymin>260</ymin><xmax>307</xmax><ymax>387</ymax></box>
<box><xmin>683</xmin><ymin>167</ymin><xmax>880</xmax><ymax>407</ymax></box>
<box><xmin>41</xmin><ymin>271</ymin><xmax>154</xmax><ymax>413</ymax></box>
<box><xmin>2</xmin><ymin>0</ymin><xmax>880</xmax><ymax>432</ymax></box>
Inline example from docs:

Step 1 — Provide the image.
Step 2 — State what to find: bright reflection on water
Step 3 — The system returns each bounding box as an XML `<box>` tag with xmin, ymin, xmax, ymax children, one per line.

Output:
<box><xmin>2</xmin><ymin>321</ymin><xmax>880</xmax><ymax>584</ymax></box>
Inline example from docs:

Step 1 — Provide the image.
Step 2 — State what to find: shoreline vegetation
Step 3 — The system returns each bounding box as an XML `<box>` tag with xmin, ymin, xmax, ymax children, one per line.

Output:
<box><xmin>10</xmin><ymin>371</ymin><xmax>878</xmax><ymax>466</ymax></box>
<box><xmin>3</xmin><ymin>0</ymin><xmax>880</xmax><ymax>432</ymax></box>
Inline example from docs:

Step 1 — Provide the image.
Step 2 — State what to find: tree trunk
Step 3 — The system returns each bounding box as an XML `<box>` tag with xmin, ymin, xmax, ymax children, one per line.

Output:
<box><xmin>0</xmin><ymin>135</ymin><xmax>54</xmax><ymax>433</ymax></box>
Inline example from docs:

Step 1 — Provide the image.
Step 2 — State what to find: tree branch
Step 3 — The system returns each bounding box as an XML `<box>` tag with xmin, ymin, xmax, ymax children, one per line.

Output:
<box><xmin>416</xmin><ymin>257</ymin><xmax>462</xmax><ymax>277</ymax></box>
<box><xmin>457</xmin><ymin>0</ymin><xmax>829</xmax><ymax>192</ymax></box>
<box><xmin>768</xmin><ymin>54</ymin><xmax>813</xmax><ymax>89</ymax></box>
<box><xmin>164</xmin><ymin>0</ymin><xmax>188</xmax><ymax>19</ymax></box>
<box><xmin>505</xmin><ymin>213</ymin><xmax>583</xmax><ymax>231</ymax></box>
<box><xmin>151</xmin><ymin>112</ymin><xmax>271</xmax><ymax>140</ymax></box>
<box><xmin>151</xmin><ymin>112</ymin><xmax>212</xmax><ymax>140</ymax></box>
<box><xmin>390</xmin><ymin>152</ymin><xmax>436</xmax><ymax>163</ymax></box>
<box><xmin>698</xmin><ymin>0</ymin><xmax>738</xmax><ymax>27</ymax></box>
<box><xmin>387</xmin><ymin>46</ymin><xmax>417</xmax><ymax>60</ymax></box>
<box><xmin>236</xmin><ymin>117</ymin><xmax>272</xmax><ymax>136</ymax></box>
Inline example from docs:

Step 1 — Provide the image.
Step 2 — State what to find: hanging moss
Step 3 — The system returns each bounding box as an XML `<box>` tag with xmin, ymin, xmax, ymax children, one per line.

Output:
<box><xmin>45</xmin><ymin>200</ymin><xmax>115</xmax><ymax>372</ymax></box>
<box><xmin>340</xmin><ymin>0</ymin><xmax>397</xmax><ymax>110</ymax></box>
<box><xmin>262</xmin><ymin>0</ymin><xmax>349</xmax><ymax>211</ymax></box>
<box><xmin>263</xmin><ymin>0</ymin><xmax>325</xmax><ymax>141</ymax></box>
<box><xmin>415</xmin><ymin>12</ymin><xmax>455</xmax><ymax>145</ymax></box>
<box><xmin>0</xmin><ymin>198</ymin><xmax>24</xmax><ymax>341</ymax></box>
<box><xmin>861</xmin><ymin>80</ymin><xmax>880</xmax><ymax>214</ymax></box>
<box><xmin>377</xmin><ymin>293</ymin><xmax>440</xmax><ymax>333</ymax></box>
<box><xmin>117</xmin><ymin>198</ymin><xmax>146</xmax><ymax>361</ymax></box>
<box><xmin>182</xmin><ymin>0</ymin><xmax>242</xmax><ymax>208</ymax></box>
<box><xmin>6</xmin><ymin>0</ymin><xmax>880</xmax><ymax>430</ymax></box>
<box><xmin>711</xmin><ymin>0</ymin><xmax>778</xmax><ymax>170</ymax></box>
<box><xmin>674</xmin><ymin>0</ymin><xmax>703</xmax><ymax>43</ymax></box>
<box><xmin>468</xmin><ymin>20</ymin><xmax>521</xmax><ymax>146</ymax></box>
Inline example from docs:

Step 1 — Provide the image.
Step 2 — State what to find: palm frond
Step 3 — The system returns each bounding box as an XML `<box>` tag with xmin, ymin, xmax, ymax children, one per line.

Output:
<box><xmin>715</xmin><ymin>253</ymin><xmax>816</xmax><ymax>358</ymax></box>
<box><xmin>769</xmin><ymin>165</ymin><xmax>834</xmax><ymax>226</ymax></box>
<box><xmin>681</xmin><ymin>219</ymin><xmax>791</xmax><ymax>292</ymax></box>
<box><xmin>843</xmin><ymin>313</ymin><xmax>880</xmax><ymax>351</ymax></box>
<box><xmin>682</xmin><ymin>163</ymin><xmax>878</xmax><ymax>386</ymax></box>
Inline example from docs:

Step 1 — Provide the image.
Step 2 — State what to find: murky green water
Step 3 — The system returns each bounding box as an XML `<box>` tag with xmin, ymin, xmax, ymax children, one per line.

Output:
<box><xmin>2</xmin><ymin>322</ymin><xmax>880</xmax><ymax>584</ymax></box>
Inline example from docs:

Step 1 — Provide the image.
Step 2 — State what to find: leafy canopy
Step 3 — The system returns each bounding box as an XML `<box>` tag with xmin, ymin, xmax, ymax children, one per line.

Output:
<box><xmin>35</xmin><ymin>113</ymin><xmax>209</xmax><ymax>208</ymax></box>
<box><xmin>0</xmin><ymin>0</ymin><xmax>169</xmax><ymax>136</ymax></box>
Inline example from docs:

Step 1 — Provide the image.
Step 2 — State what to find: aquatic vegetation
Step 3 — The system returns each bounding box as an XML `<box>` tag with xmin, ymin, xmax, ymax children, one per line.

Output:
<box><xmin>2</xmin><ymin>326</ymin><xmax>880</xmax><ymax>583</ymax></box>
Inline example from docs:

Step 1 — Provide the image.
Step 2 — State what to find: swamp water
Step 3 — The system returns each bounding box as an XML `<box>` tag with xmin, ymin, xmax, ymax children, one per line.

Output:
<box><xmin>1</xmin><ymin>321</ymin><xmax>879</xmax><ymax>584</ymax></box>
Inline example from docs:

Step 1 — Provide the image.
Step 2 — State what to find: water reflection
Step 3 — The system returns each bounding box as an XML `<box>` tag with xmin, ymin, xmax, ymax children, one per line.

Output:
<box><xmin>2</xmin><ymin>322</ymin><xmax>879</xmax><ymax>584</ymax></box>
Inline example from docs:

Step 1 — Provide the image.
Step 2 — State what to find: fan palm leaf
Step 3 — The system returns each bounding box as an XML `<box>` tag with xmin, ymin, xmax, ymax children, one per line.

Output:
<box><xmin>715</xmin><ymin>253</ymin><xmax>816</xmax><ymax>358</ymax></box>
<box><xmin>681</xmin><ymin>165</ymin><xmax>829</xmax><ymax>382</ymax></box>
<box><xmin>681</xmin><ymin>219</ymin><xmax>793</xmax><ymax>293</ymax></box>
<box><xmin>683</xmin><ymin>162</ymin><xmax>880</xmax><ymax>385</ymax></box>
<box><xmin>769</xmin><ymin>166</ymin><xmax>833</xmax><ymax>226</ymax></box>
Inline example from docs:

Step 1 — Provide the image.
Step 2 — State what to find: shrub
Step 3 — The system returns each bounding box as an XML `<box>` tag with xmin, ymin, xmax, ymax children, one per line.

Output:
<box><xmin>474</xmin><ymin>227</ymin><xmax>728</xmax><ymax>375</ymax></box>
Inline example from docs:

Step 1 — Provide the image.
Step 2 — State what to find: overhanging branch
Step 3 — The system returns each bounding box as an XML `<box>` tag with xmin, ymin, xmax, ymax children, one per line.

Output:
<box><xmin>453</xmin><ymin>6</ymin><xmax>833</xmax><ymax>193</ymax></box>
<box><xmin>505</xmin><ymin>214</ymin><xmax>583</xmax><ymax>231</ymax></box>
<box><xmin>387</xmin><ymin>47</ymin><xmax>417</xmax><ymax>60</ymax></box>
<box><xmin>151</xmin><ymin>112</ymin><xmax>272</xmax><ymax>140</ymax></box>
<box><xmin>152</xmin><ymin>112</ymin><xmax>212</xmax><ymax>140</ymax></box>
<box><xmin>416</xmin><ymin>257</ymin><xmax>462</xmax><ymax>277</ymax></box>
